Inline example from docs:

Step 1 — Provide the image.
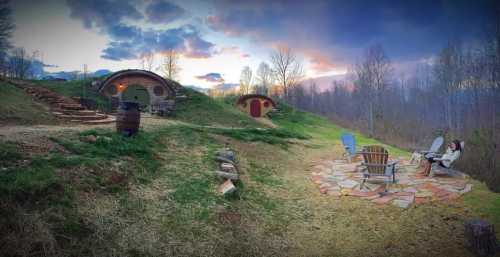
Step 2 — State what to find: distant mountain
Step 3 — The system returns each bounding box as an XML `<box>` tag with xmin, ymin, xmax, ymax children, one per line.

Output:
<box><xmin>185</xmin><ymin>85</ymin><xmax>209</xmax><ymax>94</ymax></box>
<box><xmin>42</xmin><ymin>69</ymin><xmax>114</xmax><ymax>81</ymax></box>
<box><xmin>212</xmin><ymin>83</ymin><xmax>239</xmax><ymax>91</ymax></box>
<box><xmin>92</xmin><ymin>69</ymin><xmax>112</xmax><ymax>77</ymax></box>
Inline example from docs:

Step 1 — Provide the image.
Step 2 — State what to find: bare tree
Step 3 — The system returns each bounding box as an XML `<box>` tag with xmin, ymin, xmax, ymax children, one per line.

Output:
<box><xmin>353</xmin><ymin>44</ymin><xmax>392</xmax><ymax>137</ymax></box>
<box><xmin>0</xmin><ymin>0</ymin><xmax>13</xmax><ymax>77</ymax></box>
<box><xmin>239</xmin><ymin>66</ymin><xmax>252</xmax><ymax>95</ymax></box>
<box><xmin>140</xmin><ymin>52</ymin><xmax>155</xmax><ymax>71</ymax></box>
<box><xmin>9</xmin><ymin>48</ymin><xmax>32</xmax><ymax>79</ymax></box>
<box><xmin>270</xmin><ymin>46</ymin><xmax>304</xmax><ymax>98</ymax></box>
<box><xmin>255</xmin><ymin>62</ymin><xmax>273</xmax><ymax>95</ymax></box>
<box><xmin>159</xmin><ymin>49</ymin><xmax>180</xmax><ymax>80</ymax></box>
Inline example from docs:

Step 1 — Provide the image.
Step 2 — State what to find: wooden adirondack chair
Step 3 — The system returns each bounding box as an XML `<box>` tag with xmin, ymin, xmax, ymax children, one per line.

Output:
<box><xmin>359</xmin><ymin>145</ymin><xmax>397</xmax><ymax>190</ymax></box>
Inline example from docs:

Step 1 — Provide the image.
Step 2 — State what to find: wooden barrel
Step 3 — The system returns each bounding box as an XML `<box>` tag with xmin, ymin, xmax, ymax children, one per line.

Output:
<box><xmin>116</xmin><ymin>102</ymin><xmax>140</xmax><ymax>137</ymax></box>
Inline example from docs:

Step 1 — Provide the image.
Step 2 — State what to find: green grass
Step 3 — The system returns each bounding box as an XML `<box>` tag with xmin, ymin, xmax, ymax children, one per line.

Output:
<box><xmin>463</xmin><ymin>181</ymin><xmax>500</xmax><ymax>230</ymax></box>
<box><xmin>0</xmin><ymin>142</ymin><xmax>22</xmax><ymax>167</ymax></box>
<box><xmin>0</xmin><ymin>81</ymin><xmax>57</xmax><ymax>125</ymax></box>
<box><xmin>269</xmin><ymin>100</ymin><xmax>409</xmax><ymax>156</ymax></box>
<box><xmin>31</xmin><ymin>79</ymin><xmax>112</xmax><ymax>112</ymax></box>
<box><xmin>175</xmin><ymin>88</ymin><xmax>262</xmax><ymax>128</ymax></box>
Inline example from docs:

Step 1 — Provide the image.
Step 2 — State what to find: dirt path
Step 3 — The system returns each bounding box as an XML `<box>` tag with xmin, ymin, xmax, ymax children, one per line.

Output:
<box><xmin>0</xmin><ymin>116</ymin><xmax>184</xmax><ymax>142</ymax></box>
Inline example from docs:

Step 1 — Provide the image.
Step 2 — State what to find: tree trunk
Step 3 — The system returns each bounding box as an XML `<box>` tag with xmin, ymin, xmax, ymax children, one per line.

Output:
<box><xmin>465</xmin><ymin>219</ymin><xmax>499</xmax><ymax>256</ymax></box>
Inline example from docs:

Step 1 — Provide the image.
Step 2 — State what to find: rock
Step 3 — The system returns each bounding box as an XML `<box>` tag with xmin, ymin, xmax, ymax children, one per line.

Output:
<box><xmin>460</xmin><ymin>184</ymin><xmax>473</xmax><ymax>194</ymax></box>
<box><xmin>338</xmin><ymin>179</ymin><xmax>359</xmax><ymax>189</ymax></box>
<box><xmin>415</xmin><ymin>191</ymin><xmax>433</xmax><ymax>198</ymax></box>
<box><xmin>393</xmin><ymin>199</ymin><xmax>412</xmax><ymax>208</ymax></box>
<box><xmin>397</xmin><ymin>195</ymin><xmax>415</xmax><ymax>203</ymax></box>
<box><xmin>403</xmin><ymin>187</ymin><xmax>418</xmax><ymax>193</ymax></box>
<box><xmin>82</xmin><ymin>135</ymin><xmax>97</xmax><ymax>143</ymax></box>
<box><xmin>327</xmin><ymin>190</ymin><xmax>342</xmax><ymax>196</ymax></box>
<box><xmin>372</xmin><ymin>195</ymin><xmax>394</xmax><ymax>205</ymax></box>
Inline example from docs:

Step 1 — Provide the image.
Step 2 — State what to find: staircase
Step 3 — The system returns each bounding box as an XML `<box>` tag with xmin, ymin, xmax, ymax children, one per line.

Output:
<box><xmin>23</xmin><ymin>86</ymin><xmax>116</xmax><ymax>125</ymax></box>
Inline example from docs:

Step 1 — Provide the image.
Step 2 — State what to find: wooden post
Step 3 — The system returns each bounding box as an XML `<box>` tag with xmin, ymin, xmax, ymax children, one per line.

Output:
<box><xmin>465</xmin><ymin>219</ymin><xmax>499</xmax><ymax>256</ymax></box>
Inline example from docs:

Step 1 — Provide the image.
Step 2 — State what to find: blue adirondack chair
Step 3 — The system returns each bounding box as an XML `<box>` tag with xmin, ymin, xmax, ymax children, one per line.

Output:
<box><xmin>421</xmin><ymin>136</ymin><xmax>444</xmax><ymax>157</ymax></box>
<box><xmin>341</xmin><ymin>133</ymin><xmax>357</xmax><ymax>163</ymax></box>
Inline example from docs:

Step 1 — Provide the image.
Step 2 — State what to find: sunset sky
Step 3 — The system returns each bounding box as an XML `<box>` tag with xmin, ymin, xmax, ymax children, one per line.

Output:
<box><xmin>11</xmin><ymin>0</ymin><xmax>499</xmax><ymax>88</ymax></box>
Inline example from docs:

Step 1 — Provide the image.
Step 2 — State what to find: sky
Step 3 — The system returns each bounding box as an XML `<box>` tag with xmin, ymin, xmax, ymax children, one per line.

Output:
<box><xmin>11</xmin><ymin>0</ymin><xmax>500</xmax><ymax>88</ymax></box>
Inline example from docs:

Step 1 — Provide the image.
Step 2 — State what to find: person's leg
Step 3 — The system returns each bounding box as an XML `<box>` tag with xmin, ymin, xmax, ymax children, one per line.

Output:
<box><xmin>423</xmin><ymin>161</ymin><xmax>432</xmax><ymax>176</ymax></box>
<box><xmin>417</xmin><ymin>160</ymin><xmax>429</xmax><ymax>175</ymax></box>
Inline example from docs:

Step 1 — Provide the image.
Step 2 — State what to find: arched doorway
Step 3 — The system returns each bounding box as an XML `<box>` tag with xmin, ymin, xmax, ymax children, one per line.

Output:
<box><xmin>250</xmin><ymin>99</ymin><xmax>261</xmax><ymax>117</ymax></box>
<box><xmin>122</xmin><ymin>84</ymin><xmax>150</xmax><ymax>109</ymax></box>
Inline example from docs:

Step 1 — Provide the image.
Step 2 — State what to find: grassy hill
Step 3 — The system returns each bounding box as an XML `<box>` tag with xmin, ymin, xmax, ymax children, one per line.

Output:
<box><xmin>0</xmin><ymin>80</ymin><xmax>499</xmax><ymax>257</ymax></box>
<box><xmin>0</xmin><ymin>81</ymin><xmax>57</xmax><ymax>125</ymax></box>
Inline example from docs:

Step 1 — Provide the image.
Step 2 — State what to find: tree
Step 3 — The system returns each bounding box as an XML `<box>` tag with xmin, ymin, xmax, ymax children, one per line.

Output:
<box><xmin>270</xmin><ymin>46</ymin><xmax>304</xmax><ymax>99</ymax></box>
<box><xmin>159</xmin><ymin>49</ymin><xmax>180</xmax><ymax>80</ymax></box>
<box><xmin>239</xmin><ymin>66</ymin><xmax>252</xmax><ymax>95</ymax></box>
<box><xmin>140</xmin><ymin>52</ymin><xmax>155</xmax><ymax>71</ymax></box>
<box><xmin>0</xmin><ymin>0</ymin><xmax>13</xmax><ymax>77</ymax></box>
<box><xmin>255</xmin><ymin>62</ymin><xmax>273</xmax><ymax>95</ymax></box>
<box><xmin>9</xmin><ymin>47</ymin><xmax>32</xmax><ymax>79</ymax></box>
<box><xmin>353</xmin><ymin>44</ymin><xmax>392</xmax><ymax>137</ymax></box>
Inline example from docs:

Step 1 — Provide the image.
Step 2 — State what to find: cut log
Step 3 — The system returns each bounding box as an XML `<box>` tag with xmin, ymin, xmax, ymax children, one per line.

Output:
<box><xmin>216</xmin><ymin>149</ymin><xmax>236</xmax><ymax>162</ymax></box>
<box><xmin>215</xmin><ymin>156</ymin><xmax>235</xmax><ymax>165</ymax></box>
<box><xmin>465</xmin><ymin>219</ymin><xmax>499</xmax><ymax>256</ymax></box>
<box><xmin>215</xmin><ymin>171</ymin><xmax>239</xmax><ymax>181</ymax></box>
<box><xmin>220</xmin><ymin>162</ymin><xmax>236</xmax><ymax>172</ymax></box>
<box><xmin>218</xmin><ymin>179</ymin><xmax>237</xmax><ymax>195</ymax></box>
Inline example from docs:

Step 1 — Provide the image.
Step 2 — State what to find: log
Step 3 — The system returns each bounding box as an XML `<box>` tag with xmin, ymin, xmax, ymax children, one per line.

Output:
<box><xmin>215</xmin><ymin>171</ymin><xmax>239</xmax><ymax>181</ymax></box>
<box><xmin>465</xmin><ymin>219</ymin><xmax>499</xmax><ymax>256</ymax></box>
<box><xmin>215</xmin><ymin>156</ymin><xmax>235</xmax><ymax>165</ymax></box>
<box><xmin>220</xmin><ymin>162</ymin><xmax>236</xmax><ymax>172</ymax></box>
<box><xmin>218</xmin><ymin>179</ymin><xmax>237</xmax><ymax>195</ymax></box>
<box><xmin>216</xmin><ymin>149</ymin><xmax>235</xmax><ymax>162</ymax></box>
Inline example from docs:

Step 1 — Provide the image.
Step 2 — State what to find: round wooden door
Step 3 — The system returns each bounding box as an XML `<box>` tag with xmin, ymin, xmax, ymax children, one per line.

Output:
<box><xmin>250</xmin><ymin>99</ymin><xmax>261</xmax><ymax>117</ymax></box>
<box><xmin>122</xmin><ymin>84</ymin><xmax>150</xmax><ymax>109</ymax></box>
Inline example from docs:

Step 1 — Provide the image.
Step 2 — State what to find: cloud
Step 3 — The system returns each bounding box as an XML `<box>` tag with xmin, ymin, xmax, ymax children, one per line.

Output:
<box><xmin>145</xmin><ymin>0</ymin><xmax>186</xmax><ymax>24</ymax></box>
<box><xmin>196</xmin><ymin>73</ymin><xmax>225</xmax><ymax>83</ymax></box>
<box><xmin>303</xmin><ymin>50</ymin><xmax>338</xmax><ymax>73</ymax></box>
<box><xmin>66</xmin><ymin>0</ymin><xmax>142</xmax><ymax>29</ymax></box>
<box><xmin>206</xmin><ymin>0</ymin><xmax>500</xmax><ymax>71</ymax></box>
<box><xmin>66</xmin><ymin>0</ymin><xmax>215</xmax><ymax>61</ymax></box>
<box><xmin>100</xmin><ymin>41</ymin><xmax>137</xmax><ymax>60</ymax></box>
<box><xmin>215</xmin><ymin>46</ymin><xmax>250</xmax><ymax>58</ymax></box>
<box><xmin>107</xmin><ymin>23</ymin><xmax>141</xmax><ymax>40</ymax></box>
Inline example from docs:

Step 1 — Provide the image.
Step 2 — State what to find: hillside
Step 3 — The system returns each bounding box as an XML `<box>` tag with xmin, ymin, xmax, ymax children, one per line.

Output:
<box><xmin>0</xmin><ymin>81</ymin><xmax>57</xmax><ymax>125</ymax></box>
<box><xmin>0</xmin><ymin>80</ymin><xmax>499</xmax><ymax>257</ymax></box>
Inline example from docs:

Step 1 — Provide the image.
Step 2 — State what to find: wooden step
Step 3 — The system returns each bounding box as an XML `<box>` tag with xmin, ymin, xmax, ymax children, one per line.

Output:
<box><xmin>56</xmin><ymin>113</ymin><xmax>108</xmax><ymax>121</ymax></box>
<box><xmin>60</xmin><ymin>103</ymin><xmax>85</xmax><ymax>110</ymax></box>
<box><xmin>61</xmin><ymin>109</ymin><xmax>97</xmax><ymax>116</ymax></box>
<box><xmin>81</xmin><ymin>116</ymin><xmax>116</xmax><ymax>125</ymax></box>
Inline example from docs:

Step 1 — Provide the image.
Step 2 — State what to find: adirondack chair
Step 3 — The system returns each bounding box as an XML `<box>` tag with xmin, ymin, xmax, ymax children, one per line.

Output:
<box><xmin>431</xmin><ymin>141</ymin><xmax>466</xmax><ymax>178</ymax></box>
<box><xmin>341</xmin><ymin>133</ymin><xmax>357</xmax><ymax>163</ymax></box>
<box><xmin>410</xmin><ymin>136</ymin><xmax>444</xmax><ymax>164</ymax></box>
<box><xmin>359</xmin><ymin>145</ymin><xmax>398</xmax><ymax>190</ymax></box>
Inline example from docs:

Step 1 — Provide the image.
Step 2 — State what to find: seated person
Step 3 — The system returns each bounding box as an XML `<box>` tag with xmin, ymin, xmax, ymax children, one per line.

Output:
<box><xmin>417</xmin><ymin>139</ymin><xmax>462</xmax><ymax>177</ymax></box>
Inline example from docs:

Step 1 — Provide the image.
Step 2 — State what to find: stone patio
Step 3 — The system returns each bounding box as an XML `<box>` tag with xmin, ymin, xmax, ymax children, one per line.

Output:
<box><xmin>311</xmin><ymin>158</ymin><xmax>473</xmax><ymax>208</ymax></box>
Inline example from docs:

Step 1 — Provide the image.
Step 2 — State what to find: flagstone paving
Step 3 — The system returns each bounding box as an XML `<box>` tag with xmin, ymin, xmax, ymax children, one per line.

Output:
<box><xmin>311</xmin><ymin>158</ymin><xmax>473</xmax><ymax>208</ymax></box>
